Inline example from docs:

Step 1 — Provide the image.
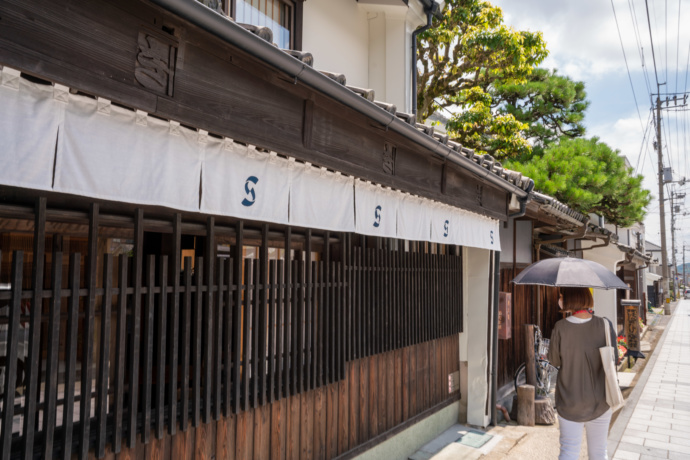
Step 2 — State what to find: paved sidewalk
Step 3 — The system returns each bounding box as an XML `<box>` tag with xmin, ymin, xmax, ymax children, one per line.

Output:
<box><xmin>609</xmin><ymin>299</ymin><xmax>690</xmax><ymax>460</ymax></box>
<box><xmin>408</xmin><ymin>304</ymin><xmax>678</xmax><ymax>460</ymax></box>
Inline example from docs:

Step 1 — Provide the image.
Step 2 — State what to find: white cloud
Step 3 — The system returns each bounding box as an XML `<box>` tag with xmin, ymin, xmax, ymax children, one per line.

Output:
<box><xmin>490</xmin><ymin>0</ymin><xmax>690</xmax><ymax>259</ymax></box>
<box><xmin>493</xmin><ymin>0</ymin><xmax>690</xmax><ymax>84</ymax></box>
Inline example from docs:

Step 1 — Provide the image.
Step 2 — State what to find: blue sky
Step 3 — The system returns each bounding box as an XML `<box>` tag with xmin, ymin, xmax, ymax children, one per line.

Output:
<box><xmin>490</xmin><ymin>0</ymin><xmax>690</xmax><ymax>261</ymax></box>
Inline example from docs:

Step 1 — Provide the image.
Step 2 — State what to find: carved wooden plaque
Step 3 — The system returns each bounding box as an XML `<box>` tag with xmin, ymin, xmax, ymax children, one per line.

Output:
<box><xmin>475</xmin><ymin>184</ymin><xmax>484</xmax><ymax>207</ymax></box>
<box><xmin>134</xmin><ymin>29</ymin><xmax>178</xmax><ymax>97</ymax></box>
<box><xmin>383</xmin><ymin>142</ymin><xmax>396</xmax><ymax>175</ymax></box>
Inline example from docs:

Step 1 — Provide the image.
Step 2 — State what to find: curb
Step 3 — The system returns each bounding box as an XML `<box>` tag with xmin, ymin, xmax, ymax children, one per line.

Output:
<box><xmin>606</xmin><ymin>301</ymin><xmax>679</xmax><ymax>455</ymax></box>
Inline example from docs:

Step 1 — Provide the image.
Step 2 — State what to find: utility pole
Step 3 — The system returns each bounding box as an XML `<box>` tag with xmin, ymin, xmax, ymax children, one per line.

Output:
<box><xmin>670</xmin><ymin>192</ymin><xmax>677</xmax><ymax>299</ymax></box>
<box><xmin>652</xmin><ymin>92</ymin><xmax>688</xmax><ymax>306</ymax></box>
<box><xmin>655</xmin><ymin>96</ymin><xmax>670</xmax><ymax>305</ymax></box>
<box><xmin>670</xmin><ymin>191</ymin><xmax>686</xmax><ymax>298</ymax></box>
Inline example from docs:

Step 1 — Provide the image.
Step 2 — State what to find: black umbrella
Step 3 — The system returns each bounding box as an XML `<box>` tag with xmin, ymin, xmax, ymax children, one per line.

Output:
<box><xmin>510</xmin><ymin>257</ymin><xmax>630</xmax><ymax>290</ymax></box>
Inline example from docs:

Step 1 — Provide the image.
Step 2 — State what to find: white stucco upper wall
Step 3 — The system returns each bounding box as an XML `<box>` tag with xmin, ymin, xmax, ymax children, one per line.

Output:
<box><xmin>302</xmin><ymin>0</ymin><xmax>370</xmax><ymax>88</ymax></box>
<box><xmin>302</xmin><ymin>0</ymin><xmax>431</xmax><ymax>113</ymax></box>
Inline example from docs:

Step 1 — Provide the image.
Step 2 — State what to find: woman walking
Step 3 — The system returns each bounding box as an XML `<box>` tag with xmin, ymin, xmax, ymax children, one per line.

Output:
<box><xmin>548</xmin><ymin>286</ymin><xmax>619</xmax><ymax>460</ymax></box>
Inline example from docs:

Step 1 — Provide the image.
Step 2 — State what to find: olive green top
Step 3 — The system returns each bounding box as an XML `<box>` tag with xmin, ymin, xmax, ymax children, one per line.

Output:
<box><xmin>548</xmin><ymin>315</ymin><xmax>618</xmax><ymax>422</ymax></box>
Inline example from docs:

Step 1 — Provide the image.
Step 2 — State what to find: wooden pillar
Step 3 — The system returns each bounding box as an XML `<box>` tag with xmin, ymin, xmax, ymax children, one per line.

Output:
<box><xmin>524</xmin><ymin>324</ymin><xmax>536</xmax><ymax>388</ymax></box>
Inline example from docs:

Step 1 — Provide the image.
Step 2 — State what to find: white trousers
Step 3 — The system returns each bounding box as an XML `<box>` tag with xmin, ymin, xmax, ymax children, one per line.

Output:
<box><xmin>558</xmin><ymin>409</ymin><xmax>612</xmax><ymax>460</ymax></box>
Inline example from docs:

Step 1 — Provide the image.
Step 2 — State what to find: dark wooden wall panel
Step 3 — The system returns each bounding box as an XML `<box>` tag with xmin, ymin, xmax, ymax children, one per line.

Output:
<box><xmin>0</xmin><ymin>0</ymin><xmax>511</xmax><ymax>221</ymax></box>
<box><xmin>0</xmin><ymin>0</ymin><xmax>159</xmax><ymax>111</ymax></box>
<box><xmin>0</xmin><ymin>241</ymin><xmax>460</xmax><ymax>460</ymax></box>
<box><xmin>497</xmin><ymin>266</ymin><xmax>560</xmax><ymax>390</ymax></box>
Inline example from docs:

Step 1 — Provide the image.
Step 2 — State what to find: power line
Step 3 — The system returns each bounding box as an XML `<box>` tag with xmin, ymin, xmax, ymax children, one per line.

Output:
<box><xmin>675</xmin><ymin>0</ymin><xmax>682</xmax><ymax>93</ymax></box>
<box><xmin>664</xmin><ymin>0</ymin><xmax>668</xmax><ymax>87</ymax></box>
<box><xmin>611</xmin><ymin>0</ymin><xmax>644</xmax><ymax>131</ymax></box>
<box><xmin>636</xmin><ymin>109</ymin><xmax>655</xmax><ymax>174</ymax></box>
<box><xmin>683</xmin><ymin>44</ymin><xmax>690</xmax><ymax>177</ymax></box>
<box><xmin>646</xmin><ymin>115</ymin><xmax>658</xmax><ymax>173</ymax></box>
<box><xmin>684</xmin><ymin>42</ymin><xmax>690</xmax><ymax>93</ymax></box>
<box><xmin>629</xmin><ymin>0</ymin><xmax>654</xmax><ymax>96</ymax></box>
<box><xmin>663</xmin><ymin>112</ymin><xmax>674</xmax><ymax>173</ymax></box>
<box><xmin>644</xmin><ymin>0</ymin><xmax>661</xmax><ymax>87</ymax></box>
<box><xmin>683</xmin><ymin>103</ymin><xmax>688</xmax><ymax>177</ymax></box>
<box><xmin>675</xmin><ymin>108</ymin><xmax>680</xmax><ymax>176</ymax></box>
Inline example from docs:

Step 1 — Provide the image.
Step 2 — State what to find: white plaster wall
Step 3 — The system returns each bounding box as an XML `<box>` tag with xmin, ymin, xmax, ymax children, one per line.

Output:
<box><xmin>302</xmin><ymin>0</ymin><xmax>370</xmax><ymax>88</ymax></box>
<box><xmin>459</xmin><ymin>247</ymin><xmax>491</xmax><ymax>427</ymax></box>
<box><xmin>515</xmin><ymin>221</ymin><xmax>533</xmax><ymax>264</ymax></box>
<box><xmin>581</xmin><ymin>242</ymin><xmax>625</xmax><ymax>332</ymax></box>
<box><xmin>302</xmin><ymin>0</ymin><xmax>428</xmax><ymax>113</ymax></box>
<box><xmin>499</xmin><ymin>220</ymin><xmax>532</xmax><ymax>265</ymax></box>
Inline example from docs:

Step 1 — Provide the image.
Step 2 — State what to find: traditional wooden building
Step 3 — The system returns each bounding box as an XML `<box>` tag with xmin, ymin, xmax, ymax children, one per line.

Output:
<box><xmin>497</xmin><ymin>190</ymin><xmax>651</xmax><ymax>396</ymax></box>
<box><xmin>497</xmin><ymin>192</ymin><xmax>619</xmax><ymax>393</ymax></box>
<box><xmin>0</xmin><ymin>0</ymin><xmax>536</xmax><ymax>459</ymax></box>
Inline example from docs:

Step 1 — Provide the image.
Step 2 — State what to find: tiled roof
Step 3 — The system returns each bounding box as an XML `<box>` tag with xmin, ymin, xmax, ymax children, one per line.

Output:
<box><xmin>222</xmin><ymin>10</ymin><xmax>534</xmax><ymax>195</ymax></box>
<box><xmin>529</xmin><ymin>192</ymin><xmax>621</xmax><ymax>243</ymax></box>
<box><xmin>531</xmin><ymin>191</ymin><xmax>589</xmax><ymax>226</ymax></box>
<box><xmin>587</xmin><ymin>222</ymin><xmax>619</xmax><ymax>243</ymax></box>
<box><xmin>617</xmin><ymin>243</ymin><xmax>652</xmax><ymax>263</ymax></box>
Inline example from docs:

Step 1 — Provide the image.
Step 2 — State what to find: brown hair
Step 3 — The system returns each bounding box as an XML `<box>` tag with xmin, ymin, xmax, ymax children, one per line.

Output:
<box><xmin>558</xmin><ymin>286</ymin><xmax>594</xmax><ymax>312</ymax></box>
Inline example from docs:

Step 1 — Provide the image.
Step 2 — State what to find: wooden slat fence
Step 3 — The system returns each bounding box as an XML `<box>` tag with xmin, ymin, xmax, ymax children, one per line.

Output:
<box><xmin>0</xmin><ymin>199</ymin><xmax>463</xmax><ymax>460</ymax></box>
<box><xmin>497</xmin><ymin>266</ymin><xmax>559</xmax><ymax>390</ymax></box>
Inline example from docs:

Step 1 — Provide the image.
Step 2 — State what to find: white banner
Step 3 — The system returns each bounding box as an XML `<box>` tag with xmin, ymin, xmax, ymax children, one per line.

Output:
<box><xmin>289</xmin><ymin>163</ymin><xmax>355</xmax><ymax>232</ymax></box>
<box><xmin>428</xmin><ymin>202</ymin><xmax>500</xmax><ymax>251</ymax></box>
<box><xmin>430</xmin><ymin>201</ymin><xmax>455</xmax><ymax>244</ymax></box>
<box><xmin>202</xmin><ymin>142</ymin><xmax>291</xmax><ymax>224</ymax></box>
<box><xmin>55</xmin><ymin>97</ymin><xmax>202</xmax><ymax>212</ymax></box>
<box><xmin>454</xmin><ymin>207</ymin><xmax>501</xmax><ymax>251</ymax></box>
<box><xmin>0</xmin><ymin>70</ymin><xmax>504</xmax><ymax>252</ymax></box>
<box><xmin>397</xmin><ymin>193</ymin><xmax>431</xmax><ymax>241</ymax></box>
<box><xmin>0</xmin><ymin>73</ymin><xmax>63</xmax><ymax>192</ymax></box>
<box><xmin>355</xmin><ymin>180</ymin><xmax>398</xmax><ymax>238</ymax></box>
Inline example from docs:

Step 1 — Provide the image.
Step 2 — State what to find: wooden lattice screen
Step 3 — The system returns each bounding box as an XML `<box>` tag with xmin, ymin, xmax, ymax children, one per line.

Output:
<box><xmin>0</xmin><ymin>197</ymin><xmax>463</xmax><ymax>459</ymax></box>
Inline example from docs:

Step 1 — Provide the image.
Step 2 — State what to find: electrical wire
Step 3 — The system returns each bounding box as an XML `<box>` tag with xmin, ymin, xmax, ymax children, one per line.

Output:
<box><xmin>683</xmin><ymin>44</ymin><xmax>690</xmax><ymax>177</ymax></box>
<box><xmin>629</xmin><ymin>0</ymin><xmax>654</xmax><ymax>97</ymax></box>
<box><xmin>636</xmin><ymin>109</ymin><xmax>655</xmax><ymax>174</ymax></box>
<box><xmin>665</xmin><ymin>0</ymin><xmax>668</xmax><ymax>87</ymax></box>
<box><xmin>644</xmin><ymin>0</ymin><xmax>661</xmax><ymax>87</ymax></box>
<box><xmin>663</xmin><ymin>112</ymin><xmax>675</xmax><ymax>175</ymax></box>
<box><xmin>683</xmin><ymin>102</ymin><xmax>688</xmax><ymax>177</ymax></box>
<box><xmin>674</xmin><ymin>107</ymin><xmax>680</xmax><ymax>177</ymax></box>
<box><xmin>611</xmin><ymin>0</ymin><xmax>644</xmax><ymax>131</ymax></box>
<box><xmin>675</xmin><ymin>0</ymin><xmax>682</xmax><ymax>93</ymax></box>
<box><xmin>647</xmin><ymin>116</ymin><xmax>659</xmax><ymax>175</ymax></box>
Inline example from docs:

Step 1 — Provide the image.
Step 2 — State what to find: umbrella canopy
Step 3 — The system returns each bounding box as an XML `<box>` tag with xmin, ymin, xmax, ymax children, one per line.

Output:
<box><xmin>510</xmin><ymin>257</ymin><xmax>630</xmax><ymax>290</ymax></box>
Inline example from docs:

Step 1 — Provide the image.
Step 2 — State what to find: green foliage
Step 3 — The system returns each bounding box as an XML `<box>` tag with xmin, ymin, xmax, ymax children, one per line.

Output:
<box><xmin>416</xmin><ymin>0</ymin><xmax>548</xmax><ymax>160</ymax></box>
<box><xmin>445</xmin><ymin>87</ymin><xmax>532</xmax><ymax>159</ymax></box>
<box><xmin>417</xmin><ymin>1</ymin><xmax>650</xmax><ymax>226</ymax></box>
<box><xmin>504</xmin><ymin>138</ymin><xmax>651</xmax><ymax>226</ymax></box>
<box><xmin>491</xmin><ymin>68</ymin><xmax>589</xmax><ymax>151</ymax></box>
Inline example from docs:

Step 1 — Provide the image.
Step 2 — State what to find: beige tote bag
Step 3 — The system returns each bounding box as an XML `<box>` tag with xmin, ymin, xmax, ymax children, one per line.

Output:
<box><xmin>600</xmin><ymin>319</ymin><xmax>625</xmax><ymax>412</ymax></box>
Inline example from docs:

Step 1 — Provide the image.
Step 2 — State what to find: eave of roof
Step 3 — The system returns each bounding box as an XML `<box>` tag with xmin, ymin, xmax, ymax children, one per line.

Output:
<box><xmin>586</xmin><ymin>222</ymin><xmax>619</xmax><ymax>243</ymax></box>
<box><xmin>530</xmin><ymin>191</ymin><xmax>589</xmax><ymax>228</ymax></box>
<box><xmin>617</xmin><ymin>243</ymin><xmax>652</xmax><ymax>263</ymax></box>
<box><xmin>150</xmin><ymin>0</ymin><xmax>534</xmax><ymax>199</ymax></box>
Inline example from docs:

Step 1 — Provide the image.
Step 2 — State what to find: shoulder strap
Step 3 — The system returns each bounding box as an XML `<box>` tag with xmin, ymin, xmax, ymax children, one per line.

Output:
<box><xmin>603</xmin><ymin>317</ymin><xmax>612</xmax><ymax>346</ymax></box>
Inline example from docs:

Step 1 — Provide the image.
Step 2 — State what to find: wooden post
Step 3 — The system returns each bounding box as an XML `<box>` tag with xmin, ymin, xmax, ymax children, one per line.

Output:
<box><xmin>524</xmin><ymin>324</ymin><xmax>536</xmax><ymax>388</ymax></box>
<box><xmin>517</xmin><ymin>384</ymin><xmax>535</xmax><ymax>426</ymax></box>
<box><xmin>534</xmin><ymin>399</ymin><xmax>556</xmax><ymax>425</ymax></box>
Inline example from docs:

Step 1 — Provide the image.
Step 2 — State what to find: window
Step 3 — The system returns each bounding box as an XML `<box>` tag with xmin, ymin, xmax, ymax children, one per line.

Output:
<box><xmin>221</xmin><ymin>0</ymin><xmax>300</xmax><ymax>50</ymax></box>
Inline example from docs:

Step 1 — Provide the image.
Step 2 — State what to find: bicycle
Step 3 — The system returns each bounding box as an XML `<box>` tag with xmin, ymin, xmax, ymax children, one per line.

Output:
<box><xmin>514</xmin><ymin>325</ymin><xmax>559</xmax><ymax>406</ymax></box>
